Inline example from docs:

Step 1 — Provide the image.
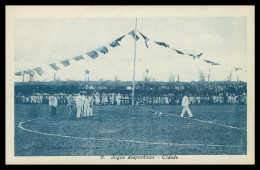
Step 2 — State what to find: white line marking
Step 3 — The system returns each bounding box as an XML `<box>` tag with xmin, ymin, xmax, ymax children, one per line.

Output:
<box><xmin>136</xmin><ymin>106</ymin><xmax>247</xmax><ymax>131</ymax></box>
<box><xmin>18</xmin><ymin>117</ymin><xmax>245</xmax><ymax>148</ymax></box>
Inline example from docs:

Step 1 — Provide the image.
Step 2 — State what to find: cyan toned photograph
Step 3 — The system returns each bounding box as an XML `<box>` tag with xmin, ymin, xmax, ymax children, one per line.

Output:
<box><xmin>6</xmin><ymin>6</ymin><xmax>255</xmax><ymax>164</ymax></box>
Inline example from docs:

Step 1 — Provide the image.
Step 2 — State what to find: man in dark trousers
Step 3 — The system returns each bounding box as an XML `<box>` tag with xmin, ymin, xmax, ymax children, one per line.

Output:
<box><xmin>49</xmin><ymin>95</ymin><xmax>58</xmax><ymax>117</ymax></box>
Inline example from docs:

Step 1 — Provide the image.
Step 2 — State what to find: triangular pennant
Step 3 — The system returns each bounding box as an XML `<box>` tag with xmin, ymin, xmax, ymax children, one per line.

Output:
<box><xmin>173</xmin><ymin>49</ymin><xmax>184</xmax><ymax>55</ymax></box>
<box><xmin>60</xmin><ymin>59</ymin><xmax>70</xmax><ymax>67</ymax></box>
<box><xmin>128</xmin><ymin>30</ymin><xmax>139</xmax><ymax>41</ymax></box>
<box><xmin>15</xmin><ymin>71</ymin><xmax>23</xmax><ymax>76</ymax></box>
<box><xmin>138</xmin><ymin>31</ymin><xmax>150</xmax><ymax>48</ymax></box>
<box><xmin>109</xmin><ymin>41</ymin><xmax>120</xmax><ymax>48</ymax></box>
<box><xmin>203</xmin><ymin>60</ymin><xmax>220</xmax><ymax>65</ymax></box>
<box><xmin>33</xmin><ymin>67</ymin><xmax>44</xmax><ymax>76</ymax></box>
<box><xmin>197</xmin><ymin>53</ymin><xmax>203</xmax><ymax>58</ymax></box>
<box><xmin>49</xmin><ymin>63</ymin><xmax>60</xmax><ymax>71</ymax></box>
<box><xmin>73</xmin><ymin>55</ymin><xmax>84</xmax><ymax>61</ymax></box>
<box><xmin>115</xmin><ymin>35</ymin><xmax>126</xmax><ymax>43</ymax></box>
<box><xmin>86</xmin><ymin>50</ymin><xmax>99</xmax><ymax>59</ymax></box>
<box><xmin>154</xmin><ymin>41</ymin><xmax>170</xmax><ymax>48</ymax></box>
<box><xmin>96</xmin><ymin>46</ymin><xmax>109</xmax><ymax>54</ymax></box>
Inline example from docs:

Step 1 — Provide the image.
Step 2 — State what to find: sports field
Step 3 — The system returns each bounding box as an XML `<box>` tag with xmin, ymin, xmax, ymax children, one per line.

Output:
<box><xmin>15</xmin><ymin>104</ymin><xmax>247</xmax><ymax>156</ymax></box>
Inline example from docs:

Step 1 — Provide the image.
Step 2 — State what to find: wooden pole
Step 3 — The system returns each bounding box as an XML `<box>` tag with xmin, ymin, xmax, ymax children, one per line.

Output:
<box><xmin>132</xmin><ymin>17</ymin><xmax>137</xmax><ymax>106</ymax></box>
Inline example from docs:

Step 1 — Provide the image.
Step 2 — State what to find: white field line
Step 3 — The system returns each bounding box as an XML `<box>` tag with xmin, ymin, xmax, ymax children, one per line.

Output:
<box><xmin>18</xmin><ymin>117</ymin><xmax>245</xmax><ymax>148</ymax></box>
<box><xmin>136</xmin><ymin>106</ymin><xmax>247</xmax><ymax>131</ymax></box>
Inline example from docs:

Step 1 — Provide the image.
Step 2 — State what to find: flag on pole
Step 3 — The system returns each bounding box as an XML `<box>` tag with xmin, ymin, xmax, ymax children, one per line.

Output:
<box><xmin>109</xmin><ymin>40</ymin><xmax>120</xmax><ymax>48</ymax></box>
<box><xmin>49</xmin><ymin>63</ymin><xmax>60</xmax><ymax>71</ymax></box>
<box><xmin>115</xmin><ymin>35</ymin><xmax>126</xmax><ymax>43</ymax></box>
<box><xmin>24</xmin><ymin>70</ymin><xmax>35</xmax><ymax>77</ymax></box>
<box><xmin>33</xmin><ymin>67</ymin><xmax>44</xmax><ymax>76</ymax></box>
<box><xmin>96</xmin><ymin>46</ymin><xmax>109</xmax><ymax>54</ymax></box>
<box><xmin>73</xmin><ymin>55</ymin><xmax>84</xmax><ymax>61</ymax></box>
<box><xmin>138</xmin><ymin>31</ymin><xmax>150</xmax><ymax>48</ymax></box>
<box><xmin>128</xmin><ymin>30</ymin><xmax>139</xmax><ymax>41</ymax></box>
<box><xmin>60</xmin><ymin>59</ymin><xmax>70</xmax><ymax>67</ymax></box>
<box><xmin>154</xmin><ymin>41</ymin><xmax>170</xmax><ymax>48</ymax></box>
<box><xmin>173</xmin><ymin>49</ymin><xmax>184</xmax><ymax>55</ymax></box>
<box><xmin>15</xmin><ymin>71</ymin><xmax>23</xmax><ymax>76</ymax></box>
<box><xmin>86</xmin><ymin>70</ymin><xmax>90</xmax><ymax>74</ymax></box>
<box><xmin>86</xmin><ymin>50</ymin><xmax>99</xmax><ymax>59</ymax></box>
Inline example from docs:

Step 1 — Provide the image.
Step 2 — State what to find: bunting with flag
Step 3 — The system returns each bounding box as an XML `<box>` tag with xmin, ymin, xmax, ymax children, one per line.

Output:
<box><xmin>173</xmin><ymin>49</ymin><xmax>184</xmax><ymax>55</ymax></box>
<box><xmin>86</xmin><ymin>50</ymin><xmax>99</xmax><ymax>59</ymax></box>
<box><xmin>154</xmin><ymin>41</ymin><xmax>170</xmax><ymax>48</ymax></box>
<box><xmin>15</xmin><ymin>71</ymin><xmax>23</xmax><ymax>76</ymax></box>
<box><xmin>96</xmin><ymin>46</ymin><xmax>109</xmax><ymax>54</ymax></box>
<box><xmin>138</xmin><ymin>31</ymin><xmax>150</xmax><ymax>48</ymax></box>
<box><xmin>49</xmin><ymin>63</ymin><xmax>60</xmax><ymax>71</ymax></box>
<box><xmin>60</xmin><ymin>59</ymin><xmax>70</xmax><ymax>67</ymax></box>
<box><xmin>115</xmin><ymin>35</ymin><xmax>126</xmax><ymax>43</ymax></box>
<box><xmin>203</xmin><ymin>60</ymin><xmax>220</xmax><ymax>65</ymax></box>
<box><xmin>128</xmin><ymin>30</ymin><xmax>139</xmax><ymax>41</ymax></box>
<box><xmin>109</xmin><ymin>40</ymin><xmax>120</xmax><ymax>48</ymax></box>
<box><xmin>33</xmin><ymin>67</ymin><xmax>44</xmax><ymax>76</ymax></box>
<box><xmin>197</xmin><ymin>53</ymin><xmax>203</xmax><ymax>58</ymax></box>
<box><xmin>24</xmin><ymin>70</ymin><xmax>35</xmax><ymax>77</ymax></box>
<box><xmin>188</xmin><ymin>54</ymin><xmax>196</xmax><ymax>59</ymax></box>
<box><xmin>73</xmin><ymin>55</ymin><xmax>84</xmax><ymax>61</ymax></box>
<box><xmin>14</xmin><ymin>29</ymin><xmax>237</xmax><ymax>82</ymax></box>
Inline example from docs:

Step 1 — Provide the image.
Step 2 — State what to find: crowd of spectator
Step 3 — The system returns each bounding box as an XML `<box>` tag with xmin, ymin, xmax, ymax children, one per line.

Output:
<box><xmin>15</xmin><ymin>81</ymin><xmax>247</xmax><ymax>105</ymax></box>
<box><xmin>15</xmin><ymin>91</ymin><xmax>247</xmax><ymax>105</ymax></box>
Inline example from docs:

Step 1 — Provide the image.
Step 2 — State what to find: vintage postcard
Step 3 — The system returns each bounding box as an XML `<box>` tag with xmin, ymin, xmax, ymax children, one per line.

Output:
<box><xmin>6</xmin><ymin>6</ymin><xmax>255</xmax><ymax>164</ymax></box>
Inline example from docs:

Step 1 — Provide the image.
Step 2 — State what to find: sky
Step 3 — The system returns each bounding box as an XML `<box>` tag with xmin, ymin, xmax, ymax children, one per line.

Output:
<box><xmin>14</xmin><ymin>17</ymin><xmax>247</xmax><ymax>82</ymax></box>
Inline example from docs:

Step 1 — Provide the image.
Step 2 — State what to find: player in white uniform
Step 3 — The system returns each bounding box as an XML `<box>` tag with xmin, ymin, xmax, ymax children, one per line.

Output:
<box><xmin>180</xmin><ymin>92</ymin><xmax>193</xmax><ymax>118</ymax></box>
<box><xmin>116</xmin><ymin>93</ymin><xmax>121</xmax><ymax>105</ymax></box>
<box><xmin>76</xmin><ymin>93</ymin><xmax>84</xmax><ymax>118</ymax></box>
<box><xmin>87</xmin><ymin>95</ymin><xmax>94</xmax><ymax>116</ymax></box>
<box><xmin>82</xmin><ymin>95</ymin><xmax>88</xmax><ymax>118</ymax></box>
<box><xmin>49</xmin><ymin>95</ymin><xmax>58</xmax><ymax>117</ymax></box>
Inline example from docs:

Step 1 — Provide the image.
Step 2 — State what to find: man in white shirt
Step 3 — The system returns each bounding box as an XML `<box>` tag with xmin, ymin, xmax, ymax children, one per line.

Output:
<box><xmin>76</xmin><ymin>93</ymin><xmax>84</xmax><ymax>118</ymax></box>
<box><xmin>49</xmin><ymin>95</ymin><xmax>58</xmax><ymax>117</ymax></box>
<box><xmin>180</xmin><ymin>92</ymin><xmax>193</xmax><ymax>118</ymax></box>
<box><xmin>116</xmin><ymin>93</ymin><xmax>121</xmax><ymax>106</ymax></box>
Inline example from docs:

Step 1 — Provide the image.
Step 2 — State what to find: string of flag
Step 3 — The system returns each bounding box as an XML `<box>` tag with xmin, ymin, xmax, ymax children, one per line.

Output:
<box><xmin>14</xmin><ymin>31</ymin><xmax>134</xmax><ymax>78</ymax></box>
<box><xmin>137</xmin><ymin>30</ymin><xmax>245</xmax><ymax>73</ymax></box>
<box><xmin>15</xmin><ymin>29</ymin><xmax>244</xmax><ymax>80</ymax></box>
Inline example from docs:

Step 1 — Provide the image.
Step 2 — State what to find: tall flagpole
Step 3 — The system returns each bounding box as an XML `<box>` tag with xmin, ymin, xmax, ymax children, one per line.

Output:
<box><xmin>132</xmin><ymin>17</ymin><xmax>137</xmax><ymax>106</ymax></box>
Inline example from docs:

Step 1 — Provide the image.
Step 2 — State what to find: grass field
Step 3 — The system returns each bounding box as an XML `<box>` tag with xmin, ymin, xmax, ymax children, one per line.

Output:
<box><xmin>15</xmin><ymin>104</ymin><xmax>247</xmax><ymax>156</ymax></box>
